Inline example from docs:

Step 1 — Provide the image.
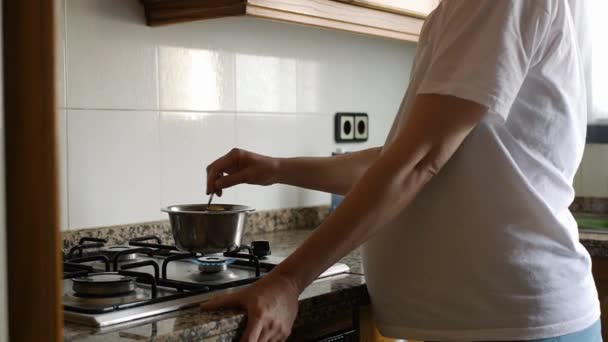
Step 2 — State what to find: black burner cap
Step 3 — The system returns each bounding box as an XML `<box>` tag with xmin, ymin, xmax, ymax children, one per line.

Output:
<box><xmin>251</xmin><ymin>240</ymin><xmax>271</xmax><ymax>258</ymax></box>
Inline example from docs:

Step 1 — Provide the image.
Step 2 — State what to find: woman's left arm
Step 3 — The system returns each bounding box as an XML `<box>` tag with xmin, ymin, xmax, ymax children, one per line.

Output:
<box><xmin>201</xmin><ymin>93</ymin><xmax>486</xmax><ymax>342</ymax></box>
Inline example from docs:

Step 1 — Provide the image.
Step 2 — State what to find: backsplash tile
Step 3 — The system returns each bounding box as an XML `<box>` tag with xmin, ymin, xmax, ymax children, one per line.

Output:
<box><xmin>56</xmin><ymin>0</ymin><xmax>67</xmax><ymax>109</ymax></box>
<box><xmin>296</xmin><ymin>57</ymin><xmax>353</xmax><ymax>115</ymax></box>
<box><xmin>67</xmin><ymin>110</ymin><xmax>162</xmax><ymax>229</ymax></box>
<box><xmin>235</xmin><ymin>114</ymin><xmax>300</xmax><ymax>210</ymax></box>
<box><xmin>295</xmin><ymin>30</ymin><xmax>355</xmax><ymax>115</ymax></box>
<box><xmin>58</xmin><ymin>109</ymin><xmax>68</xmax><ymax>230</ymax></box>
<box><xmin>159</xmin><ymin>47</ymin><xmax>236</xmax><ymax>112</ymax></box>
<box><xmin>65</xmin><ymin>0</ymin><xmax>158</xmax><ymax>109</ymax></box>
<box><xmin>160</xmin><ymin>112</ymin><xmax>238</xmax><ymax>206</ymax></box>
<box><xmin>236</xmin><ymin>54</ymin><xmax>297</xmax><ymax>113</ymax></box>
<box><xmin>235</xmin><ymin>113</ymin><xmax>298</xmax><ymax>156</ymax></box>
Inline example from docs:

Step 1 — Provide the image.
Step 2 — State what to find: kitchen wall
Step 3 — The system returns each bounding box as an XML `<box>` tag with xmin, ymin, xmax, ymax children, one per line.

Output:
<box><xmin>56</xmin><ymin>0</ymin><xmax>416</xmax><ymax>230</ymax></box>
<box><xmin>576</xmin><ymin>144</ymin><xmax>608</xmax><ymax>197</ymax></box>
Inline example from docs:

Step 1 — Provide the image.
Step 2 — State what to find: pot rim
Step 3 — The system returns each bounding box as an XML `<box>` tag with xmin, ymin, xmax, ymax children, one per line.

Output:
<box><xmin>161</xmin><ymin>203</ymin><xmax>255</xmax><ymax>215</ymax></box>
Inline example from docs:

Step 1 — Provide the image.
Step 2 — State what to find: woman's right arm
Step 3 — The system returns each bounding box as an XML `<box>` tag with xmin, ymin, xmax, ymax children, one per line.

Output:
<box><xmin>276</xmin><ymin>148</ymin><xmax>381</xmax><ymax>195</ymax></box>
<box><xmin>206</xmin><ymin>147</ymin><xmax>382</xmax><ymax>196</ymax></box>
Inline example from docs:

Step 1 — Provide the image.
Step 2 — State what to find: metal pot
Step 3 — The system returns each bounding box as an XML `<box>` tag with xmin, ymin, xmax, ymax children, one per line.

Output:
<box><xmin>161</xmin><ymin>204</ymin><xmax>254</xmax><ymax>254</ymax></box>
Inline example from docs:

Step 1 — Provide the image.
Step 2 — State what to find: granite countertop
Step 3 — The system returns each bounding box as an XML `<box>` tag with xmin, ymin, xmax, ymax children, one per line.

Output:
<box><xmin>580</xmin><ymin>231</ymin><xmax>608</xmax><ymax>257</ymax></box>
<box><xmin>64</xmin><ymin>229</ymin><xmax>366</xmax><ymax>341</ymax></box>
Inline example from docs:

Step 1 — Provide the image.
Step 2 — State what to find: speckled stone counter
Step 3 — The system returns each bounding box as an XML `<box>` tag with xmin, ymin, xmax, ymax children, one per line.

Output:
<box><xmin>581</xmin><ymin>231</ymin><xmax>608</xmax><ymax>257</ymax></box>
<box><xmin>570</xmin><ymin>197</ymin><xmax>608</xmax><ymax>215</ymax></box>
<box><xmin>63</xmin><ymin>229</ymin><xmax>365</xmax><ymax>341</ymax></box>
<box><xmin>62</xmin><ymin>206</ymin><xmax>330</xmax><ymax>250</ymax></box>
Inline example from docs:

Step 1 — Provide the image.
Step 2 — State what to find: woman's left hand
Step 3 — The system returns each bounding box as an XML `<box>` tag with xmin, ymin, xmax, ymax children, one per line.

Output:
<box><xmin>200</xmin><ymin>272</ymin><xmax>300</xmax><ymax>342</ymax></box>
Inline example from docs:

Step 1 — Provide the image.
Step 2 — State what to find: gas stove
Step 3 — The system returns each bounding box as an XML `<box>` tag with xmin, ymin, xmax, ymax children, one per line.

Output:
<box><xmin>62</xmin><ymin>236</ymin><xmax>349</xmax><ymax>328</ymax></box>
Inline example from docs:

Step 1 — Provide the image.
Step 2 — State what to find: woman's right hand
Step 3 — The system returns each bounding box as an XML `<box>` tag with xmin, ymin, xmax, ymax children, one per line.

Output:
<box><xmin>206</xmin><ymin>148</ymin><xmax>280</xmax><ymax>196</ymax></box>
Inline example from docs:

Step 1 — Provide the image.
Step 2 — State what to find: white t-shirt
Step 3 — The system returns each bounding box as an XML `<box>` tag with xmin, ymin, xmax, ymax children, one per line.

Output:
<box><xmin>362</xmin><ymin>1</ymin><xmax>600</xmax><ymax>341</ymax></box>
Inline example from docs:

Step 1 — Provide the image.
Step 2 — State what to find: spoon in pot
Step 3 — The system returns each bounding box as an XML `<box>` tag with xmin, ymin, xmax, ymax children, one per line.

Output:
<box><xmin>206</xmin><ymin>193</ymin><xmax>225</xmax><ymax>211</ymax></box>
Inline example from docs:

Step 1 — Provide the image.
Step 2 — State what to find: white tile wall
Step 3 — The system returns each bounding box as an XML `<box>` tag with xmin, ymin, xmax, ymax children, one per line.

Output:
<box><xmin>56</xmin><ymin>0</ymin><xmax>67</xmax><ymax>109</ymax></box>
<box><xmin>58</xmin><ymin>109</ymin><xmax>68</xmax><ymax>229</ymax></box>
<box><xmin>160</xmin><ymin>112</ymin><xmax>238</xmax><ymax>206</ymax></box>
<box><xmin>236</xmin><ymin>55</ymin><xmax>297</xmax><ymax>113</ymax></box>
<box><xmin>234</xmin><ymin>114</ymin><xmax>300</xmax><ymax>210</ymax></box>
<box><xmin>66</xmin><ymin>0</ymin><xmax>158</xmax><ymax>110</ymax></box>
<box><xmin>67</xmin><ymin>110</ymin><xmax>162</xmax><ymax>228</ymax></box>
<box><xmin>56</xmin><ymin>0</ymin><xmax>417</xmax><ymax>230</ymax></box>
<box><xmin>296</xmin><ymin>30</ymin><xmax>356</xmax><ymax>115</ymax></box>
<box><xmin>159</xmin><ymin>47</ymin><xmax>235</xmax><ymax>112</ymax></box>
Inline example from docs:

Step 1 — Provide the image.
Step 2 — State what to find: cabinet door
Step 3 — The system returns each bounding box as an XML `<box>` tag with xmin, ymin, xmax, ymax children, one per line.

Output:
<box><xmin>337</xmin><ymin>0</ymin><xmax>439</xmax><ymax>18</ymax></box>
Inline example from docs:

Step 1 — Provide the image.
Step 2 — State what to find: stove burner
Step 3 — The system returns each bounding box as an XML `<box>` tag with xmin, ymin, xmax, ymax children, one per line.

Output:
<box><xmin>99</xmin><ymin>245</ymin><xmax>138</xmax><ymax>262</ymax></box>
<box><xmin>72</xmin><ymin>272</ymin><xmax>136</xmax><ymax>297</ymax></box>
<box><xmin>196</xmin><ymin>256</ymin><xmax>233</xmax><ymax>274</ymax></box>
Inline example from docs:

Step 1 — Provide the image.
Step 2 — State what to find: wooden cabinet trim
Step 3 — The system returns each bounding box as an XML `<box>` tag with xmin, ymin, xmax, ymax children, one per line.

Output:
<box><xmin>247</xmin><ymin>5</ymin><xmax>420</xmax><ymax>42</ymax></box>
<box><xmin>143</xmin><ymin>0</ymin><xmax>248</xmax><ymax>26</ymax></box>
<box><xmin>249</xmin><ymin>0</ymin><xmax>423</xmax><ymax>35</ymax></box>
<box><xmin>334</xmin><ymin>0</ymin><xmax>436</xmax><ymax>18</ymax></box>
<box><xmin>141</xmin><ymin>0</ymin><xmax>427</xmax><ymax>42</ymax></box>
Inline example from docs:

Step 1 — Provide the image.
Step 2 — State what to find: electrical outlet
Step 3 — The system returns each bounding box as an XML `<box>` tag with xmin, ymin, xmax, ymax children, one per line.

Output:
<box><xmin>354</xmin><ymin>114</ymin><xmax>368</xmax><ymax>141</ymax></box>
<box><xmin>335</xmin><ymin>113</ymin><xmax>368</xmax><ymax>143</ymax></box>
<box><xmin>335</xmin><ymin>113</ymin><xmax>355</xmax><ymax>142</ymax></box>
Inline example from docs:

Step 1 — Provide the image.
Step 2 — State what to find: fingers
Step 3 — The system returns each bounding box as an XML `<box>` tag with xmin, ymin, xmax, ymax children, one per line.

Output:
<box><xmin>246</xmin><ymin>309</ymin><xmax>290</xmax><ymax>342</ymax></box>
<box><xmin>240</xmin><ymin>320</ymin><xmax>264</xmax><ymax>342</ymax></box>
<box><xmin>257</xmin><ymin>326</ymin><xmax>281</xmax><ymax>342</ymax></box>
<box><xmin>215</xmin><ymin>170</ymin><xmax>251</xmax><ymax>191</ymax></box>
<box><xmin>258</xmin><ymin>319</ymin><xmax>289</xmax><ymax>342</ymax></box>
<box><xmin>206</xmin><ymin>148</ymin><xmax>241</xmax><ymax>195</ymax></box>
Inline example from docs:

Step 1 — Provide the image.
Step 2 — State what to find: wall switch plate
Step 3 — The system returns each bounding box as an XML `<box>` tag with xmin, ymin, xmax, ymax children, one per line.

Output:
<box><xmin>334</xmin><ymin>113</ymin><xmax>368</xmax><ymax>143</ymax></box>
<box><xmin>354</xmin><ymin>114</ymin><xmax>368</xmax><ymax>141</ymax></box>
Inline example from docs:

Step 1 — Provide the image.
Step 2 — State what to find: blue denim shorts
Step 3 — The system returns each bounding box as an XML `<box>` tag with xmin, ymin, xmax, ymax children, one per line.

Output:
<box><xmin>528</xmin><ymin>320</ymin><xmax>602</xmax><ymax>342</ymax></box>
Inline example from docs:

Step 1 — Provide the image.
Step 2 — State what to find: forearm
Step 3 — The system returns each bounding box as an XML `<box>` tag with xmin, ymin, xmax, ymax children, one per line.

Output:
<box><xmin>276</xmin><ymin>147</ymin><xmax>382</xmax><ymax>195</ymax></box>
<box><xmin>272</xmin><ymin>149</ymin><xmax>432</xmax><ymax>292</ymax></box>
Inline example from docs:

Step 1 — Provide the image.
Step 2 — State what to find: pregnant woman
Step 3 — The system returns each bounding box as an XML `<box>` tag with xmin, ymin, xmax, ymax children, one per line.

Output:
<box><xmin>202</xmin><ymin>1</ymin><xmax>601</xmax><ymax>341</ymax></box>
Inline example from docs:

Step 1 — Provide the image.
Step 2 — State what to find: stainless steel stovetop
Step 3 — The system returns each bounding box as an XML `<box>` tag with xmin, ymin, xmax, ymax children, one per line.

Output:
<box><xmin>62</xmin><ymin>237</ymin><xmax>349</xmax><ymax>329</ymax></box>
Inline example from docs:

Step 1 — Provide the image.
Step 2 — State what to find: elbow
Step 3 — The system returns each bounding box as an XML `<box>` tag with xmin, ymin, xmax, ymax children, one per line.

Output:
<box><xmin>374</xmin><ymin>148</ymin><xmax>447</xmax><ymax>192</ymax></box>
<box><xmin>411</xmin><ymin>155</ymin><xmax>443</xmax><ymax>185</ymax></box>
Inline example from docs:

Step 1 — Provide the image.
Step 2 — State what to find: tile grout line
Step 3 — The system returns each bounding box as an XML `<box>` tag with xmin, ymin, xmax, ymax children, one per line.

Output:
<box><xmin>155</xmin><ymin>45</ymin><xmax>164</xmax><ymax>218</ymax></box>
<box><xmin>232</xmin><ymin>51</ymin><xmax>240</xmax><ymax>203</ymax></box>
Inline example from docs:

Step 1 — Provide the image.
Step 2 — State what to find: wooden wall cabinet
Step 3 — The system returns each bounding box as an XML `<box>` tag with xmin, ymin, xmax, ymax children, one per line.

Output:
<box><xmin>140</xmin><ymin>0</ymin><xmax>439</xmax><ymax>42</ymax></box>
